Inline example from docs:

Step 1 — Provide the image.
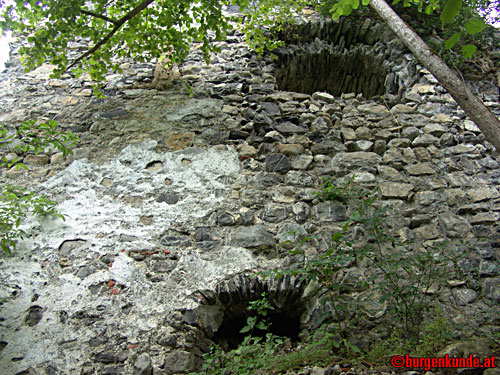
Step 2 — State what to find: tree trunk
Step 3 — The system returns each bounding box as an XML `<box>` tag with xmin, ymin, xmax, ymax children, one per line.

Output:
<box><xmin>369</xmin><ymin>0</ymin><xmax>500</xmax><ymax>151</ymax></box>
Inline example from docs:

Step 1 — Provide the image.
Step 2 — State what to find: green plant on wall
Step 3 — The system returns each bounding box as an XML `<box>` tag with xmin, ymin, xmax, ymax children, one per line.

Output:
<box><xmin>270</xmin><ymin>176</ymin><xmax>463</xmax><ymax>355</ymax></box>
<box><xmin>0</xmin><ymin>120</ymin><xmax>78</xmax><ymax>254</ymax></box>
<box><xmin>192</xmin><ymin>292</ymin><xmax>284</xmax><ymax>375</ymax></box>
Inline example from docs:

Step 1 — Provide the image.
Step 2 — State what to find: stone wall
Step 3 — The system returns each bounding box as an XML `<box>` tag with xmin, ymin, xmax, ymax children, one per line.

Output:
<box><xmin>0</xmin><ymin>9</ymin><xmax>499</xmax><ymax>375</ymax></box>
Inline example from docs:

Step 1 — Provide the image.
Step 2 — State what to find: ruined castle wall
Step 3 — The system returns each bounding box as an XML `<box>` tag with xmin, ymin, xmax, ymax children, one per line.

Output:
<box><xmin>0</xmin><ymin>10</ymin><xmax>499</xmax><ymax>375</ymax></box>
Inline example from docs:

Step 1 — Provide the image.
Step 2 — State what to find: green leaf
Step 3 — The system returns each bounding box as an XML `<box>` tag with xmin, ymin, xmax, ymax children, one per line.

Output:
<box><xmin>462</xmin><ymin>44</ymin><xmax>477</xmax><ymax>58</ymax></box>
<box><xmin>362</xmin><ymin>0</ymin><xmax>370</xmax><ymax>5</ymax></box>
<box><xmin>240</xmin><ymin>325</ymin><xmax>252</xmax><ymax>333</ymax></box>
<box><xmin>256</xmin><ymin>321</ymin><xmax>268</xmax><ymax>330</ymax></box>
<box><xmin>440</xmin><ymin>0</ymin><xmax>462</xmax><ymax>26</ymax></box>
<box><xmin>465</xmin><ymin>18</ymin><xmax>486</xmax><ymax>35</ymax></box>
<box><xmin>445</xmin><ymin>33</ymin><xmax>461</xmax><ymax>51</ymax></box>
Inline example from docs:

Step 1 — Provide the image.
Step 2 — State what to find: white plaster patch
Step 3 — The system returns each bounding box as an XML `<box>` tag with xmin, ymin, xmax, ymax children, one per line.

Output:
<box><xmin>0</xmin><ymin>142</ymin><xmax>261</xmax><ymax>374</ymax></box>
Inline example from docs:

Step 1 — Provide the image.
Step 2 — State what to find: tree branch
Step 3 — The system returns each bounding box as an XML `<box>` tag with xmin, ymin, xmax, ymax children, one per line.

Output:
<box><xmin>67</xmin><ymin>0</ymin><xmax>156</xmax><ymax>71</ymax></box>
<box><xmin>80</xmin><ymin>9</ymin><xmax>118</xmax><ymax>25</ymax></box>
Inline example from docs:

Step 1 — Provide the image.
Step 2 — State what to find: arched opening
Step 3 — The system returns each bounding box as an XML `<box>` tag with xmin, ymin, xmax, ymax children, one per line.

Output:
<box><xmin>193</xmin><ymin>274</ymin><xmax>314</xmax><ymax>350</ymax></box>
<box><xmin>273</xmin><ymin>16</ymin><xmax>392</xmax><ymax>98</ymax></box>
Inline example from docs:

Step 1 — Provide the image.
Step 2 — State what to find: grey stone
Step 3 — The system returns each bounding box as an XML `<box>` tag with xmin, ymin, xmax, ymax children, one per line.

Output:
<box><xmin>249</xmin><ymin>172</ymin><xmax>283</xmax><ymax>187</ymax></box>
<box><xmin>467</xmin><ymin>187</ymin><xmax>499</xmax><ymax>202</ymax></box>
<box><xmin>387</xmin><ymin>138</ymin><xmax>410</xmax><ymax>148</ymax></box>
<box><xmin>412</xmin><ymin>134</ymin><xmax>438</xmax><ymax>147</ymax></box>
<box><xmin>24</xmin><ymin>305</ymin><xmax>43</xmax><ymax>326</ymax></box>
<box><xmin>278</xmin><ymin>143</ymin><xmax>304</xmax><ymax>156</ymax></box>
<box><xmin>290</xmin><ymin>154</ymin><xmax>313</xmax><ymax>170</ymax></box>
<box><xmin>341</xmin><ymin>127</ymin><xmax>356</xmax><ymax>141</ymax></box>
<box><xmin>423</xmin><ymin>123</ymin><xmax>447</xmax><ymax>136</ymax></box>
<box><xmin>330</xmin><ymin>152</ymin><xmax>381</xmax><ymax>171</ymax></box>
<box><xmin>483</xmin><ymin>278</ymin><xmax>500</xmax><ymax>301</ymax></box>
<box><xmin>292</xmin><ymin>202</ymin><xmax>311</xmax><ymax>223</ymax></box>
<box><xmin>310</xmin><ymin>116</ymin><xmax>330</xmax><ymax>132</ymax></box>
<box><xmin>157</xmin><ymin>192</ymin><xmax>180</xmax><ymax>204</ymax></box>
<box><xmin>377</xmin><ymin>165</ymin><xmax>404</xmax><ymax>181</ymax></box>
<box><xmin>355</xmin><ymin>126</ymin><xmax>372</xmax><ymax>140</ymax></box>
<box><xmin>266</xmin><ymin>153</ymin><xmax>290</xmax><ymax>173</ymax></box>
<box><xmin>239</xmin><ymin>209</ymin><xmax>255</xmax><ymax>226</ymax></box>
<box><xmin>163</xmin><ymin>350</ymin><xmax>198</xmax><ymax>373</ymax></box>
<box><xmin>217</xmin><ymin>212</ymin><xmax>236</xmax><ymax>226</ymax></box>
<box><xmin>450</xmin><ymin>288</ymin><xmax>478</xmax><ymax>306</ymax></box>
<box><xmin>401</xmin><ymin>126</ymin><xmax>421</xmax><ymax>140</ymax></box>
<box><xmin>58</xmin><ymin>239</ymin><xmax>87</xmax><ymax>256</ymax></box>
<box><xmin>101</xmin><ymin>107</ymin><xmax>129</xmax><ymax>118</ymax></box>
<box><xmin>95</xmin><ymin>352</ymin><xmax>121</xmax><ymax>364</ymax></box>
<box><xmin>311</xmin><ymin>141</ymin><xmax>346</xmax><ymax>155</ymax></box>
<box><xmin>409</xmin><ymin>214</ymin><xmax>431</xmax><ymax>228</ymax></box>
<box><xmin>479</xmin><ymin>157</ymin><xmax>499</xmax><ymax>169</ymax></box>
<box><xmin>274</xmin><ymin>122</ymin><xmax>308</xmax><ymax>134</ymax></box>
<box><xmin>438</xmin><ymin>341</ymin><xmax>492</xmax><ymax>358</ymax></box>
<box><xmin>277</xmin><ymin>223</ymin><xmax>307</xmax><ymax>249</ymax></box>
<box><xmin>480</xmin><ymin>260</ymin><xmax>500</xmax><ymax>277</ymax></box>
<box><xmin>314</xmin><ymin>201</ymin><xmax>347</xmax><ymax>222</ymax></box>
<box><xmin>310</xmin><ymin>366</ymin><xmax>331</xmax><ymax>375</ymax></box>
<box><xmin>439</xmin><ymin>212</ymin><xmax>471</xmax><ymax>238</ymax></box>
<box><xmin>373</xmin><ymin>140</ymin><xmax>387</xmax><ymax>155</ymax></box>
<box><xmin>413</xmin><ymin>224</ymin><xmax>440</xmax><ymax>240</ymax></box>
<box><xmin>469</xmin><ymin>212</ymin><xmax>499</xmax><ymax>225</ymax></box>
<box><xmin>391</xmin><ymin>104</ymin><xmax>414</xmax><ymax>114</ymax></box>
<box><xmin>379</xmin><ymin>182</ymin><xmax>413</xmax><ymax>199</ymax></box>
<box><xmin>260</xmin><ymin>102</ymin><xmax>281</xmax><ymax>116</ymax></box>
<box><xmin>231</xmin><ymin>225</ymin><xmax>275</xmax><ymax>250</ymax></box>
<box><xmin>133</xmin><ymin>354</ymin><xmax>152</xmax><ymax>375</ymax></box>
<box><xmin>194</xmin><ymin>226</ymin><xmax>212</xmax><ymax>241</ymax></box>
<box><xmin>259</xmin><ymin>204</ymin><xmax>290</xmax><ymax>223</ymax></box>
<box><xmin>357</xmin><ymin>103</ymin><xmax>389</xmax><ymax>119</ymax></box>
<box><xmin>348</xmin><ymin>171</ymin><xmax>376</xmax><ymax>183</ymax></box>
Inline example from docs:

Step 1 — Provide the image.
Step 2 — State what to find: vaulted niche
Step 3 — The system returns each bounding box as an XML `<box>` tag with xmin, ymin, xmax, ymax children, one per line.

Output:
<box><xmin>193</xmin><ymin>274</ymin><xmax>315</xmax><ymax>350</ymax></box>
<box><xmin>274</xmin><ymin>17</ymin><xmax>391</xmax><ymax>98</ymax></box>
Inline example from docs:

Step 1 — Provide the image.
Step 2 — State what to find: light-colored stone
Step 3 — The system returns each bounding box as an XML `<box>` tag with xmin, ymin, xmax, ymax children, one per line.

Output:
<box><xmin>379</xmin><ymin>182</ymin><xmax>413</xmax><ymax>199</ymax></box>
<box><xmin>23</xmin><ymin>154</ymin><xmax>50</xmax><ymax>166</ymax></box>
<box><xmin>278</xmin><ymin>143</ymin><xmax>304</xmax><ymax>156</ymax></box>
<box><xmin>166</xmin><ymin>131</ymin><xmax>195</xmax><ymax>151</ymax></box>
<box><xmin>390</xmin><ymin>104</ymin><xmax>414</xmax><ymax>114</ymax></box>
<box><xmin>237</xmin><ymin>143</ymin><xmax>258</xmax><ymax>159</ymax></box>
<box><xmin>405</xmin><ymin>162</ymin><xmax>436</xmax><ymax>175</ymax></box>
<box><xmin>411</xmin><ymin>83</ymin><xmax>435</xmax><ymax>94</ymax></box>
<box><xmin>467</xmin><ymin>187</ymin><xmax>499</xmax><ymax>202</ymax></box>
<box><xmin>423</xmin><ymin>123</ymin><xmax>447</xmax><ymax>136</ymax></box>
<box><xmin>312</xmin><ymin>91</ymin><xmax>335</xmax><ymax>103</ymax></box>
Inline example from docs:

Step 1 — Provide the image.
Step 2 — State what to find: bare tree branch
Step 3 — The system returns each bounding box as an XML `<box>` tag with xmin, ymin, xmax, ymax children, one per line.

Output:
<box><xmin>67</xmin><ymin>0</ymin><xmax>157</xmax><ymax>71</ymax></box>
<box><xmin>80</xmin><ymin>9</ymin><xmax>118</xmax><ymax>25</ymax></box>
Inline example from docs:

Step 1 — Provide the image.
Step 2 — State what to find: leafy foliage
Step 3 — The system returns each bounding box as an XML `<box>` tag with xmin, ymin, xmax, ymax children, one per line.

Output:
<box><xmin>0</xmin><ymin>0</ymin><xmax>494</xmax><ymax>85</ymax></box>
<box><xmin>0</xmin><ymin>0</ymin><xmax>231</xmax><ymax>82</ymax></box>
<box><xmin>1</xmin><ymin>120</ymin><xmax>78</xmax><ymax>169</ymax></box>
<box><xmin>192</xmin><ymin>293</ymin><xmax>285</xmax><ymax>375</ymax></box>
<box><xmin>0</xmin><ymin>185</ymin><xmax>63</xmax><ymax>254</ymax></box>
<box><xmin>0</xmin><ymin>120</ymin><xmax>78</xmax><ymax>253</ymax></box>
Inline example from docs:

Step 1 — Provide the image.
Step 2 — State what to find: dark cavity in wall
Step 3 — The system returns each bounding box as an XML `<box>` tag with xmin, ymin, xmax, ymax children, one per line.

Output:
<box><xmin>194</xmin><ymin>274</ymin><xmax>313</xmax><ymax>351</ymax></box>
<box><xmin>274</xmin><ymin>17</ymin><xmax>392</xmax><ymax>98</ymax></box>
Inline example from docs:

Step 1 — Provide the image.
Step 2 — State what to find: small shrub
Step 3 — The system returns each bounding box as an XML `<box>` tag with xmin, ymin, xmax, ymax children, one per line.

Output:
<box><xmin>270</xmin><ymin>176</ymin><xmax>458</xmax><ymax>355</ymax></box>
<box><xmin>192</xmin><ymin>293</ymin><xmax>284</xmax><ymax>375</ymax></box>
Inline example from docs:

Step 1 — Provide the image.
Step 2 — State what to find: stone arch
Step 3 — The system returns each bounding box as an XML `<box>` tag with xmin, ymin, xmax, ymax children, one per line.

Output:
<box><xmin>191</xmin><ymin>273</ymin><xmax>322</xmax><ymax>350</ymax></box>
